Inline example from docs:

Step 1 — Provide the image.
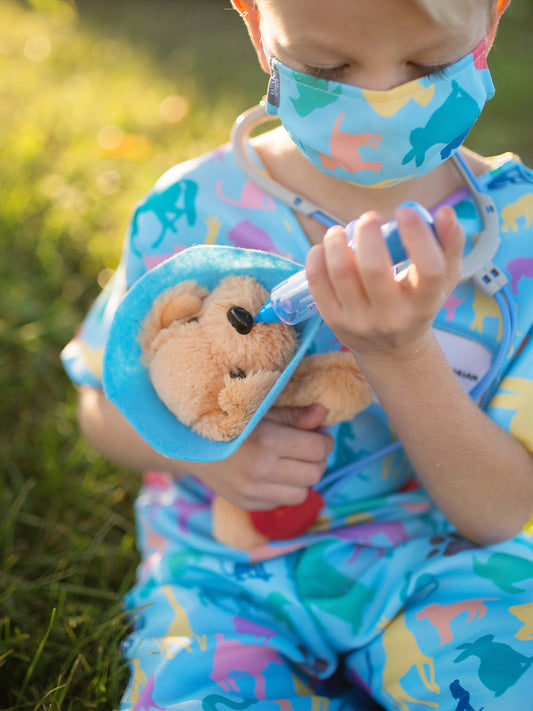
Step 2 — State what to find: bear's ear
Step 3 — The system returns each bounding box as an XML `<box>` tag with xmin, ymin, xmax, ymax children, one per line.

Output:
<box><xmin>138</xmin><ymin>280</ymin><xmax>208</xmax><ymax>353</ymax></box>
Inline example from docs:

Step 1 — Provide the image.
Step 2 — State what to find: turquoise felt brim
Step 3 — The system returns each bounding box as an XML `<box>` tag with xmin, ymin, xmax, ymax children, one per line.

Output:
<box><xmin>103</xmin><ymin>245</ymin><xmax>321</xmax><ymax>461</ymax></box>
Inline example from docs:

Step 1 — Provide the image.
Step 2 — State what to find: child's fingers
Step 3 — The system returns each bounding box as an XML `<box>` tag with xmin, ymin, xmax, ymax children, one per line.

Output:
<box><xmin>219</xmin><ymin>414</ymin><xmax>333</xmax><ymax>510</ymax></box>
<box><xmin>306</xmin><ymin>206</ymin><xmax>464</xmax><ymax>343</ymax></box>
<box><xmin>394</xmin><ymin>204</ymin><xmax>463</xmax><ymax>308</ymax></box>
<box><xmin>350</xmin><ymin>211</ymin><xmax>398</xmax><ymax>313</ymax></box>
<box><xmin>400</xmin><ymin>204</ymin><xmax>464</xmax><ymax>277</ymax></box>
<box><xmin>306</xmin><ymin>224</ymin><xmax>369</xmax><ymax>321</ymax></box>
<box><xmin>260</xmin><ymin>417</ymin><xmax>333</xmax><ymax>467</ymax></box>
<box><xmin>433</xmin><ymin>205</ymin><xmax>466</xmax><ymax>278</ymax></box>
<box><xmin>395</xmin><ymin>204</ymin><xmax>444</xmax><ymax>277</ymax></box>
<box><xmin>323</xmin><ymin>223</ymin><xmax>369</xmax><ymax>307</ymax></box>
<box><xmin>305</xmin><ymin>232</ymin><xmax>343</xmax><ymax>316</ymax></box>
<box><xmin>265</xmin><ymin>403</ymin><xmax>329</xmax><ymax>431</ymax></box>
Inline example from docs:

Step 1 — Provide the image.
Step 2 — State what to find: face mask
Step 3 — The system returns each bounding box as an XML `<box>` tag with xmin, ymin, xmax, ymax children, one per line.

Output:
<box><xmin>265</xmin><ymin>40</ymin><xmax>494</xmax><ymax>188</ymax></box>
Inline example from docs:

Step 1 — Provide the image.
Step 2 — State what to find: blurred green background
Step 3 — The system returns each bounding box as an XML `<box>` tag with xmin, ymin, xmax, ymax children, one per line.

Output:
<box><xmin>1</xmin><ymin>0</ymin><xmax>532</xmax><ymax>708</ymax></box>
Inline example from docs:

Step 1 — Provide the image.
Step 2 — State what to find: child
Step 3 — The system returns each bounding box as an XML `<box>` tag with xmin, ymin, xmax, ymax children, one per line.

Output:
<box><xmin>63</xmin><ymin>0</ymin><xmax>533</xmax><ymax>708</ymax></box>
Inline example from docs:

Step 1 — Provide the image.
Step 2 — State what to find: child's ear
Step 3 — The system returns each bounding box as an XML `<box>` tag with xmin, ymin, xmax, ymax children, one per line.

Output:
<box><xmin>487</xmin><ymin>0</ymin><xmax>511</xmax><ymax>49</ymax></box>
<box><xmin>231</xmin><ymin>0</ymin><xmax>269</xmax><ymax>73</ymax></box>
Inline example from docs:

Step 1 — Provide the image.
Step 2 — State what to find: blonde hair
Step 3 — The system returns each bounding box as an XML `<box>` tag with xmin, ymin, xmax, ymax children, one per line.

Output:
<box><xmin>415</xmin><ymin>0</ymin><xmax>496</xmax><ymax>29</ymax></box>
<box><xmin>249</xmin><ymin>0</ymin><xmax>502</xmax><ymax>35</ymax></box>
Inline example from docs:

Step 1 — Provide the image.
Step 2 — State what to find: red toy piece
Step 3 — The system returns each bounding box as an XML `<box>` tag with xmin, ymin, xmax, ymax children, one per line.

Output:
<box><xmin>250</xmin><ymin>489</ymin><xmax>325</xmax><ymax>540</ymax></box>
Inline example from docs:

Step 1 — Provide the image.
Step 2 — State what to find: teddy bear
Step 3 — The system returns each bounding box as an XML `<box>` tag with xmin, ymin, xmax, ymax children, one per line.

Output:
<box><xmin>138</xmin><ymin>273</ymin><xmax>373</xmax><ymax>549</ymax></box>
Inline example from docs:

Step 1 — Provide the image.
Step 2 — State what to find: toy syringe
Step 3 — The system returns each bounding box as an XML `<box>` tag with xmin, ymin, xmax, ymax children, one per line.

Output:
<box><xmin>255</xmin><ymin>202</ymin><xmax>435</xmax><ymax>325</ymax></box>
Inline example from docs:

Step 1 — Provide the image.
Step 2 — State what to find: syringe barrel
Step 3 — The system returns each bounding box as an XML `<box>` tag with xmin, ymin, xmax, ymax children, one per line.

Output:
<box><xmin>269</xmin><ymin>270</ymin><xmax>319</xmax><ymax>325</ymax></box>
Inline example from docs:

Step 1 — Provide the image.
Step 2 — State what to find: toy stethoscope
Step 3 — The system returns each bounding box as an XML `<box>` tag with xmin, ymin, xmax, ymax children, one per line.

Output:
<box><xmin>231</xmin><ymin>103</ymin><xmax>517</xmax><ymax>493</ymax></box>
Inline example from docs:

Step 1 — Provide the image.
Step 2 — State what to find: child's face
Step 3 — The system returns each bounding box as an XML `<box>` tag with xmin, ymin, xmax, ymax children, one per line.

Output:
<box><xmin>255</xmin><ymin>0</ymin><xmax>495</xmax><ymax>90</ymax></box>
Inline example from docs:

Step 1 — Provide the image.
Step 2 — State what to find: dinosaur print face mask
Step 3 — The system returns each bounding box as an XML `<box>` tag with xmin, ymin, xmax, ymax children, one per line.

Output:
<box><xmin>265</xmin><ymin>40</ymin><xmax>494</xmax><ymax>188</ymax></box>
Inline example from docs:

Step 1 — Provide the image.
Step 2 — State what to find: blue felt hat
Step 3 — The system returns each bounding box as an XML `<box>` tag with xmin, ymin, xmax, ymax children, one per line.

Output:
<box><xmin>103</xmin><ymin>245</ymin><xmax>321</xmax><ymax>461</ymax></box>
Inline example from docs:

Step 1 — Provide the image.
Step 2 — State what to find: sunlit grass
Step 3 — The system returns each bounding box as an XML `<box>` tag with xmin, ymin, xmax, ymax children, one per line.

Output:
<box><xmin>1</xmin><ymin>0</ymin><xmax>263</xmax><ymax>708</ymax></box>
<box><xmin>1</xmin><ymin>0</ymin><xmax>532</xmax><ymax>708</ymax></box>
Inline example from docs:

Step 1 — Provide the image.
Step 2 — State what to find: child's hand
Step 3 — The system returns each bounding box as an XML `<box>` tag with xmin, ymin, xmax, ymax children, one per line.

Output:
<box><xmin>192</xmin><ymin>403</ymin><xmax>333</xmax><ymax>510</ymax></box>
<box><xmin>306</xmin><ymin>205</ymin><xmax>464</xmax><ymax>361</ymax></box>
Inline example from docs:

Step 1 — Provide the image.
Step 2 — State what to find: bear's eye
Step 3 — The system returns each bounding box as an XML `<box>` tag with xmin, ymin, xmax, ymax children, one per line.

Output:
<box><xmin>229</xmin><ymin>368</ymin><xmax>246</xmax><ymax>379</ymax></box>
<box><xmin>186</xmin><ymin>316</ymin><xmax>199</xmax><ymax>324</ymax></box>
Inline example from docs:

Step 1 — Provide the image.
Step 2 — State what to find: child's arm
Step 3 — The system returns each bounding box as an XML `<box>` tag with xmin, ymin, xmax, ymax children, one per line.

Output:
<box><xmin>306</xmin><ymin>205</ymin><xmax>533</xmax><ymax>545</ymax></box>
<box><xmin>78</xmin><ymin>386</ymin><xmax>333</xmax><ymax>511</ymax></box>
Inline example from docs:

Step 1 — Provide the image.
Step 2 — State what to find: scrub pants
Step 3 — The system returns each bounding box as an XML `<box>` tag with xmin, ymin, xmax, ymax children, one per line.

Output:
<box><xmin>119</xmin><ymin>475</ymin><xmax>533</xmax><ymax>711</ymax></box>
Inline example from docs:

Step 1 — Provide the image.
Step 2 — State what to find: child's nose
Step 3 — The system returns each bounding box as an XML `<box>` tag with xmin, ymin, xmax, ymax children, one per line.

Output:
<box><xmin>346</xmin><ymin>66</ymin><xmax>411</xmax><ymax>91</ymax></box>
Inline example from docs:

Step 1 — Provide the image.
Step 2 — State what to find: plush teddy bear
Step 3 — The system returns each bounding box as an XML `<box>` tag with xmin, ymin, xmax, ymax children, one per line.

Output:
<box><xmin>138</xmin><ymin>273</ymin><xmax>373</xmax><ymax>549</ymax></box>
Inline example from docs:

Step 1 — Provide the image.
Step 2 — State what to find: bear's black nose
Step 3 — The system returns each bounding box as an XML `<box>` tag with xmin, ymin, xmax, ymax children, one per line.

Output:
<box><xmin>227</xmin><ymin>306</ymin><xmax>254</xmax><ymax>335</ymax></box>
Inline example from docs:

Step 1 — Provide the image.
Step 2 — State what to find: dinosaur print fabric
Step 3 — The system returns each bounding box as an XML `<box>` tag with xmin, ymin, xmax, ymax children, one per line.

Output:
<box><xmin>62</xmin><ymin>146</ymin><xmax>533</xmax><ymax>709</ymax></box>
<box><xmin>265</xmin><ymin>40</ymin><xmax>494</xmax><ymax>187</ymax></box>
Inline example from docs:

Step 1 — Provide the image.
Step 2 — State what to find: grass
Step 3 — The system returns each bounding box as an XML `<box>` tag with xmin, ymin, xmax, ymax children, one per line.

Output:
<box><xmin>1</xmin><ymin>0</ymin><xmax>532</xmax><ymax>708</ymax></box>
